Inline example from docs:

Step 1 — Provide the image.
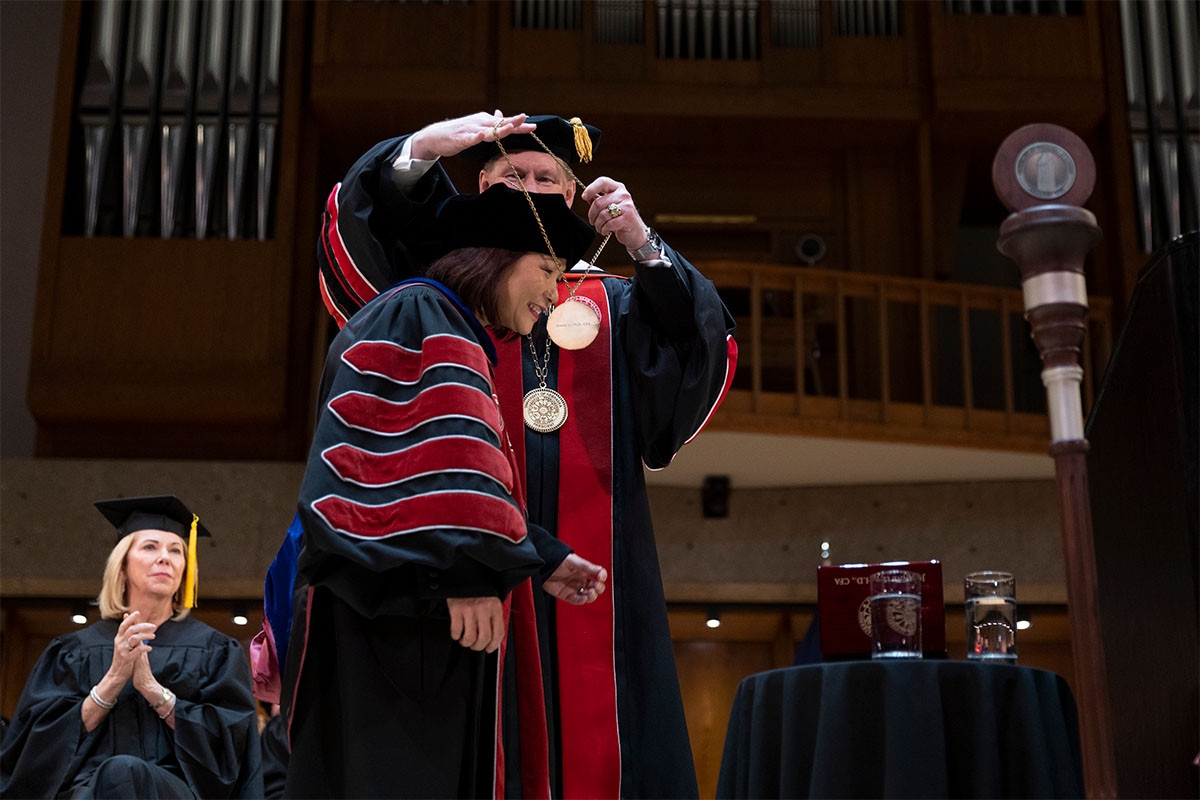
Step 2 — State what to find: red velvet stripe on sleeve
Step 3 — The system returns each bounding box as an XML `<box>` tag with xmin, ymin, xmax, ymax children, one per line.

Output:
<box><xmin>311</xmin><ymin>491</ymin><xmax>526</xmax><ymax>542</ymax></box>
<box><xmin>342</xmin><ymin>335</ymin><xmax>492</xmax><ymax>385</ymax></box>
<box><xmin>323</xmin><ymin>183</ymin><xmax>381</xmax><ymax>308</ymax></box>
<box><xmin>321</xmin><ymin>436</ymin><xmax>514</xmax><ymax>494</ymax></box>
<box><xmin>328</xmin><ymin>383</ymin><xmax>501</xmax><ymax>438</ymax></box>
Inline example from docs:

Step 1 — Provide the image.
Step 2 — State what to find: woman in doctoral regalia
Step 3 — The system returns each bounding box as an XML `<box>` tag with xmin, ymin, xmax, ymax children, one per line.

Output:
<box><xmin>0</xmin><ymin>496</ymin><xmax>263</xmax><ymax>799</ymax></box>
<box><xmin>283</xmin><ymin>184</ymin><xmax>607</xmax><ymax>799</ymax></box>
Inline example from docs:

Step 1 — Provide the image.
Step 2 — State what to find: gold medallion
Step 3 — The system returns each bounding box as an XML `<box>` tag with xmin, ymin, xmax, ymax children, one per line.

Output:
<box><xmin>547</xmin><ymin>296</ymin><xmax>601</xmax><ymax>350</ymax></box>
<box><xmin>523</xmin><ymin>387</ymin><xmax>568</xmax><ymax>433</ymax></box>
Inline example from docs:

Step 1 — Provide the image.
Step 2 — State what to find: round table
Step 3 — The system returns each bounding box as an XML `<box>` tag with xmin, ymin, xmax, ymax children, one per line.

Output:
<box><xmin>716</xmin><ymin>660</ymin><xmax>1084</xmax><ymax>799</ymax></box>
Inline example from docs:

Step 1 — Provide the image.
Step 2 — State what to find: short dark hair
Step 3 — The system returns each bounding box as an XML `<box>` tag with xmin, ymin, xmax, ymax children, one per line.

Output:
<box><xmin>425</xmin><ymin>247</ymin><xmax>523</xmax><ymax>331</ymax></box>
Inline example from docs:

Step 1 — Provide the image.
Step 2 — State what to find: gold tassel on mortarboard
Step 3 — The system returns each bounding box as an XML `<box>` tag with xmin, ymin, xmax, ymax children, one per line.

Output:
<box><xmin>569</xmin><ymin>117</ymin><xmax>593</xmax><ymax>164</ymax></box>
<box><xmin>184</xmin><ymin>513</ymin><xmax>199</xmax><ymax>608</ymax></box>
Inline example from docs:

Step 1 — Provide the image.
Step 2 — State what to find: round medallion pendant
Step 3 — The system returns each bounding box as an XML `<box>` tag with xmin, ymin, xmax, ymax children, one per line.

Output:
<box><xmin>547</xmin><ymin>296</ymin><xmax>601</xmax><ymax>351</ymax></box>
<box><xmin>523</xmin><ymin>387</ymin><xmax>568</xmax><ymax>433</ymax></box>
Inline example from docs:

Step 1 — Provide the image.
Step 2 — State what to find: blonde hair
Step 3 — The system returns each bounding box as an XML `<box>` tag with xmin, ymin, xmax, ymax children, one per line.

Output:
<box><xmin>97</xmin><ymin>531</ymin><xmax>192</xmax><ymax>621</ymax></box>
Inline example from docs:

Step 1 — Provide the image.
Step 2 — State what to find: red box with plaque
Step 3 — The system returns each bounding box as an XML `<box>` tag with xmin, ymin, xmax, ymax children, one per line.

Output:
<box><xmin>817</xmin><ymin>560</ymin><xmax>946</xmax><ymax>658</ymax></box>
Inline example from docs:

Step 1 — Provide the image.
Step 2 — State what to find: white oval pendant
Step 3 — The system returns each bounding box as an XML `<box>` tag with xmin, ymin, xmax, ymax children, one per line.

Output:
<box><xmin>547</xmin><ymin>296</ymin><xmax>601</xmax><ymax>350</ymax></box>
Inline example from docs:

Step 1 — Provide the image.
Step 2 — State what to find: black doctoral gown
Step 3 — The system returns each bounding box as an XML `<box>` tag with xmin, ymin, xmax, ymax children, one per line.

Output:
<box><xmin>259</xmin><ymin>714</ymin><xmax>288</xmax><ymax>800</ymax></box>
<box><xmin>0</xmin><ymin>617</ymin><xmax>262</xmax><ymax>799</ymax></box>
<box><xmin>283</xmin><ymin>280</ymin><xmax>554</xmax><ymax>799</ymax></box>
<box><xmin>318</xmin><ymin>136</ymin><xmax>738</xmax><ymax>799</ymax></box>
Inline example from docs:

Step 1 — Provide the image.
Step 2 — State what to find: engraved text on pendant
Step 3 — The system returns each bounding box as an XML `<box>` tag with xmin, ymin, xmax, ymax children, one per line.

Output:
<box><xmin>547</xmin><ymin>296</ymin><xmax>601</xmax><ymax>350</ymax></box>
<box><xmin>523</xmin><ymin>387</ymin><xmax>568</xmax><ymax>432</ymax></box>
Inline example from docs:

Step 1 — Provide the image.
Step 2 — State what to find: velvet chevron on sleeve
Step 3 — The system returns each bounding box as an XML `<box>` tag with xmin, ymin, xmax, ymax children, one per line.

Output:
<box><xmin>317</xmin><ymin>135</ymin><xmax>455</xmax><ymax>326</ymax></box>
<box><xmin>296</xmin><ymin>280</ymin><xmax>543</xmax><ymax>619</ymax></box>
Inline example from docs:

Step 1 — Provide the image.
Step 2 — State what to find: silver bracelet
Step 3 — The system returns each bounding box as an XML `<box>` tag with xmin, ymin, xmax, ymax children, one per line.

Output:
<box><xmin>157</xmin><ymin>697</ymin><xmax>176</xmax><ymax>720</ymax></box>
<box><xmin>89</xmin><ymin>685</ymin><xmax>116</xmax><ymax>710</ymax></box>
<box><xmin>150</xmin><ymin>686</ymin><xmax>174</xmax><ymax>709</ymax></box>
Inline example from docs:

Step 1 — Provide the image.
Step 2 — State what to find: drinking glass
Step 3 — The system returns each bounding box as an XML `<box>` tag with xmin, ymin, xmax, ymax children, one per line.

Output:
<box><xmin>964</xmin><ymin>571</ymin><xmax>1018</xmax><ymax>662</ymax></box>
<box><xmin>868</xmin><ymin>569</ymin><xmax>922</xmax><ymax>659</ymax></box>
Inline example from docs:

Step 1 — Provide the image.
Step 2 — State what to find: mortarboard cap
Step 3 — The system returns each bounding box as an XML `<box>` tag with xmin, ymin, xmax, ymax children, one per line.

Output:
<box><xmin>461</xmin><ymin>115</ymin><xmax>601</xmax><ymax>165</ymax></box>
<box><xmin>94</xmin><ymin>495</ymin><xmax>209</xmax><ymax>607</ymax></box>
<box><xmin>426</xmin><ymin>184</ymin><xmax>596</xmax><ymax>267</ymax></box>
<box><xmin>95</xmin><ymin>495</ymin><xmax>212</xmax><ymax>540</ymax></box>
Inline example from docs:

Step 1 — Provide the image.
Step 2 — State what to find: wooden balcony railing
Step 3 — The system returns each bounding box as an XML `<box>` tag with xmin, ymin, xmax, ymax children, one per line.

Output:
<box><xmin>701</xmin><ymin>262</ymin><xmax>1113</xmax><ymax>452</ymax></box>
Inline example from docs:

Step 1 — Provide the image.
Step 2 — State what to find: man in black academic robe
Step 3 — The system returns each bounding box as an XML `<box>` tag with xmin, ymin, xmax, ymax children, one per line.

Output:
<box><xmin>316</xmin><ymin>113</ymin><xmax>737</xmax><ymax>798</ymax></box>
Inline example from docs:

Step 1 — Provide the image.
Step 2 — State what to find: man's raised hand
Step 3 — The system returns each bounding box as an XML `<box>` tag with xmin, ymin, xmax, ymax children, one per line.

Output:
<box><xmin>410</xmin><ymin>110</ymin><xmax>536</xmax><ymax>161</ymax></box>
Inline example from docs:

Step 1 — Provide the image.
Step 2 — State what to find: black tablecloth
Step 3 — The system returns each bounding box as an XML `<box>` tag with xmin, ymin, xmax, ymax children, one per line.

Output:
<box><xmin>716</xmin><ymin>661</ymin><xmax>1084</xmax><ymax>799</ymax></box>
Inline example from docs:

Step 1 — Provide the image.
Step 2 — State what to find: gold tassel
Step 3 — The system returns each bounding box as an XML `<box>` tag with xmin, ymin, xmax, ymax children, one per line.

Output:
<box><xmin>569</xmin><ymin>117</ymin><xmax>593</xmax><ymax>164</ymax></box>
<box><xmin>184</xmin><ymin>514</ymin><xmax>199</xmax><ymax>608</ymax></box>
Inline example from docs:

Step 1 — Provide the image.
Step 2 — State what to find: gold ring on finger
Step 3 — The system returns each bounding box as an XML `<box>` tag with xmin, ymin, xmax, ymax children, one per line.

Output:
<box><xmin>607</xmin><ymin>202</ymin><xmax>623</xmax><ymax>219</ymax></box>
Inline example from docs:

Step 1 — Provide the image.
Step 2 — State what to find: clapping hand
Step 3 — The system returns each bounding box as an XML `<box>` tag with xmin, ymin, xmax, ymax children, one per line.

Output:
<box><xmin>110</xmin><ymin>611</ymin><xmax>156</xmax><ymax>681</ymax></box>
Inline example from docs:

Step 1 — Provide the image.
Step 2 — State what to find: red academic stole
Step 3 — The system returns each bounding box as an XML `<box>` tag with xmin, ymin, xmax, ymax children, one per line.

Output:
<box><xmin>493</xmin><ymin>277</ymin><xmax>621</xmax><ymax>800</ymax></box>
<box><xmin>495</xmin><ymin>435</ymin><xmax>551</xmax><ymax>800</ymax></box>
<box><xmin>468</xmin><ymin>316</ymin><xmax>550</xmax><ymax>800</ymax></box>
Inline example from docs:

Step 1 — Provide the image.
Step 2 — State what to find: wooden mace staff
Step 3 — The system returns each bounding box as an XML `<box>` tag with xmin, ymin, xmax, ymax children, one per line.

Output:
<box><xmin>992</xmin><ymin>124</ymin><xmax>1118</xmax><ymax>798</ymax></box>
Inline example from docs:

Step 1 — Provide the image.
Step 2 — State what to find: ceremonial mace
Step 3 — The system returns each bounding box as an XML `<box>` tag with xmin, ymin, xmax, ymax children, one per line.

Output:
<box><xmin>993</xmin><ymin>124</ymin><xmax>1117</xmax><ymax>798</ymax></box>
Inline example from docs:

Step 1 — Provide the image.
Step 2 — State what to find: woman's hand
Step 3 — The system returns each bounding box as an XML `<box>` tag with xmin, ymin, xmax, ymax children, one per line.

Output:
<box><xmin>544</xmin><ymin>554</ymin><xmax>608</xmax><ymax>605</ymax></box>
<box><xmin>129</xmin><ymin>643</ymin><xmax>178</xmax><ymax>728</ymax></box>
<box><xmin>447</xmin><ymin>597</ymin><xmax>505</xmax><ymax>653</ymax></box>
<box><xmin>132</xmin><ymin>651</ymin><xmax>161</xmax><ymax>699</ymax></box>
<box><xmin>83</xmin><ymin>611</ymin><xmax>156</xmax><ymax>731</ymax></box>
<box><xmin>109</xmin><ymin>611</ymin><xmax>156</xmax><ymax>682</ymax></box>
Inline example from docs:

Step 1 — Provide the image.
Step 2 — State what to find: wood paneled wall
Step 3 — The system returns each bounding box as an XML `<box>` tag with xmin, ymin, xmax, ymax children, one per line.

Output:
<box><xmin>27</xmin><ymin>2</ymin><xmax>321</xmax><ymax>460</ymax></box>
<box><xmin>26</xmin><ymin>0</ymin><xmax>1131</xmax><ymax>460</ymax></box>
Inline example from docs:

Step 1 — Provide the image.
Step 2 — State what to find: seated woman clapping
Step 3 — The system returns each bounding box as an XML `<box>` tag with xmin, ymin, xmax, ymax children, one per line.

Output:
<box><xmin>0</xmin><ymin>496</ymin><xmax>262</xmax><ymax>799</ymax></box>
